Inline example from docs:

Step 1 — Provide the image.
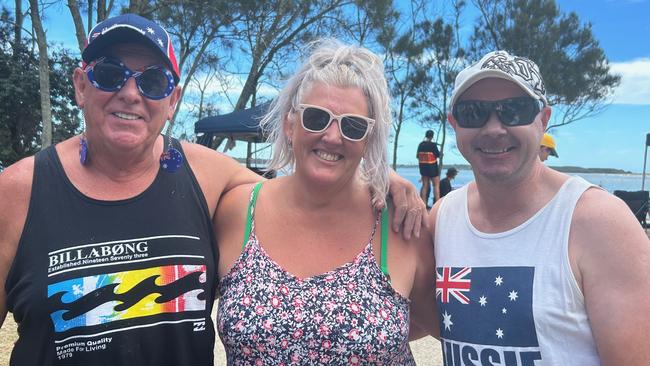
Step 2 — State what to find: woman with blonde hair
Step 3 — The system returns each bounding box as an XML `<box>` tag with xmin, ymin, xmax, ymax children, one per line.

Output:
<box><xmin>214</xmin><ymin>39</ymin><xmax>437</xmax><ymax>364</ymax></box>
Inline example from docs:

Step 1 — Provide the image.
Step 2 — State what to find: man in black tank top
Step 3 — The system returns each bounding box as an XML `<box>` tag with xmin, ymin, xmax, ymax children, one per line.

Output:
<box><xmin>0</xmin><ymin>14</ymin><xmax>426</xmax><ymax>366</ymax></box>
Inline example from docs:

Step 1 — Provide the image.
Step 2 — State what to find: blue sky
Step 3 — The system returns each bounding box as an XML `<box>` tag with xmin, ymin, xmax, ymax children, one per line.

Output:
<box><xmin>399</xmin><ymin>0</ymin><xmax>650</xmax><ymax>173</ymax></box>
<box><xmin>20</xmin><ymin>0</ymin><xmax>650</xmax><ymax>173</ymax></box>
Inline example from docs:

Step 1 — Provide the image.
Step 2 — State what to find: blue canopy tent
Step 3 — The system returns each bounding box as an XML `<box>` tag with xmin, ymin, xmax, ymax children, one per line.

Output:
<box><xmin>194</xmin><ymin>103</ymin><xmax>274</xmax><ymax>177</ymax></box>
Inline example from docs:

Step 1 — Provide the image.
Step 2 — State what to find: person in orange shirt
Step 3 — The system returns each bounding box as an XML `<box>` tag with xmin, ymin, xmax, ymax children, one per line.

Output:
<box><xmin>417</xmin><ymin>130</ymin><xmax>441</xmax><ymax>207</ymax></box>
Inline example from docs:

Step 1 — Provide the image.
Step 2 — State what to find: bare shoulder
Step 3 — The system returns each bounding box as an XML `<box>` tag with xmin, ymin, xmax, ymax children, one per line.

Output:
<box><xmin>0</xmin><ymin>156</ymin><xmax>35</xmax><ymax>234</ymax></box>
<box><xmin>571</xmin><ymin>187</ymin><xmax>649</xmax><ymax>254</ymax></box>
<box><xmin>214</xmin><ymin>182</ymin><xmax>258</xmax><ymax>279</ymax></box>
<box><xmin>181</xmin><ymin>141</ymin><xmax>244</xmax><ymax>182</ymax></box>
<box><xmin>181</xmin><ymin>141</ymin><xmax>261</xmax><ymax>214</ymax></box>
<box><xmin>0</xmin><ymin>156</ymin><xmax>36</xmax><ymax>322</ymax></box>
<box><xmin>215</xmin><ymin>182</ymin><xmax>259</xmax><ymax>238</ymax></box>
<box><xmin>181</xmin><ymin>140</ymin><xmax>235</xmax><ymax>166</ymax></box>
<box><xmin>570</xmin><ymin>185</ymin><xmax>650</xmax><ymax>363</ymax></box>
<box><xmin>218</xmin><ymin>182</ymin><xmax>258</xmax><ymax>216</ymax></box>
<box><xmin>570</xmin><ymin>187</ymin><xmax>649</xmax><ymax>271</ymax></box>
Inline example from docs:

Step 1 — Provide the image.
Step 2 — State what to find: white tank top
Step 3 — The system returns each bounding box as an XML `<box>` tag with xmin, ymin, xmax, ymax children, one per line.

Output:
<box><xmin>434</xmin><ymin>176</ymin><xmax>601</xmax><ymax>365</ymax></box>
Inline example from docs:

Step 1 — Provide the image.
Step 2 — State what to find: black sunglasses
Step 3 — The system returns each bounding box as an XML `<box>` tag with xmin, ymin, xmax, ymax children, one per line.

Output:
<box><xmin>452</xmin><ymin>97</ymin><xmax>543</xmax><ymax>128</ymax></box>
<box><xmin>86</xmin><ymin>57</ymin><xmax>175</xmax><ymax>100</ymax></box>
<box><xmin>296</xmin><ymin>104</ymin><xmax>375</xmax><ymax>141</ymax></box>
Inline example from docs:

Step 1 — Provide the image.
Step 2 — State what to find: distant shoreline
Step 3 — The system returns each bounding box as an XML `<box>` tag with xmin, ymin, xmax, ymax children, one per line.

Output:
<box><xmin>233</xmin><ymin>158</ymin><xmax>640</xmax><ymax>175</ymax></box>
<box><xmin>396</xmin><ymin>164</ymin><xmax>639</xmax><ymax>175</ymax></box>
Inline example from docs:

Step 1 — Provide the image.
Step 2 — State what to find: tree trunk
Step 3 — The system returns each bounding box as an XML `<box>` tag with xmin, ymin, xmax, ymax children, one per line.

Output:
<box><xmin>67</xmin><ymin>0</ymin><xmax>88</xmax><ymax>53</ymax></box>
<box><xmin>13</xmin><ymin>0</ymin><xmax>23</xmax><ymax>55</ymax></box>
<box><xmin>29</xmin><ymin>0</ymin><xmax>53</xmax><ymax>148</ymax></box>
<box><xmin>97</xmin><ymin>0</ymin><xmax>107</xmax><ymax>22</ymax></box>
<box><xmin>87</xmin><ymin>0</ymin><xmax>94</xmax><ymax>32</ymax></box>
<box><xmin>392</xmin><ymin>124</ymin><xmax>401</xmax><ymax>171</ymax></box>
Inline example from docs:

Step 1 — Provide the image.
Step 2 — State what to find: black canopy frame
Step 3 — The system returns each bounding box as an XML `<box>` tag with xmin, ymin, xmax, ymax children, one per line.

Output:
<box><xmin>194</xmin><ymin>103</ymin><xmax>274</xmax><ymax>176</ymax></box>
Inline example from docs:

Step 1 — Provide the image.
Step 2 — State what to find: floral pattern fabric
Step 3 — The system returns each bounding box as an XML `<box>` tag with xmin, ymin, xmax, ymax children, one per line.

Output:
<box><xmin>217</xmin><ymin>195</ymin><xmax>415</xmax><ymax>365</ymax></box>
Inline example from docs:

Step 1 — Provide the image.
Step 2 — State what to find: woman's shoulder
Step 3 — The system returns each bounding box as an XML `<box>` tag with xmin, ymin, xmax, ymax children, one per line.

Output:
<box><xmin>220</xmin><ymin>182</ymin><xmax>260</xmax><ymax>212</ymax></box>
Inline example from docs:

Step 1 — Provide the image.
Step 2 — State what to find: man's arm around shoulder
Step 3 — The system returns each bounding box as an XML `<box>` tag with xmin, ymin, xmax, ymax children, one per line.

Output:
<box><xmin>0</xmin><ymin>157</ymin><xmax>35</xmax><ymax>328</ymax></box>
<box><xmin>570</xmin><ymin>187</ymin><xmax>650</xmax><ymax>365</ymax></box>
<box><xmin>181</xmin><ymin>142</ymin><xmax>263</xmax><ymax>217</ymax></box>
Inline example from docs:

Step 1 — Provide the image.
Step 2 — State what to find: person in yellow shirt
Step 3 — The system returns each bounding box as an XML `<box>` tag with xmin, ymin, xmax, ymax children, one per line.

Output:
<box><xmin>539</xmin><ymin>133</ymin><xmax>559</xmax><ymax>162</ymax></box>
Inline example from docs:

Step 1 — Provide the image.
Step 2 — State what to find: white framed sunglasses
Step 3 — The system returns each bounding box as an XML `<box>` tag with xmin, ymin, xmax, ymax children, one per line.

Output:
<box><xmin>295</xmin><ymin>104</ymin><xmax>375</xmax><ymax>141</ymax></box>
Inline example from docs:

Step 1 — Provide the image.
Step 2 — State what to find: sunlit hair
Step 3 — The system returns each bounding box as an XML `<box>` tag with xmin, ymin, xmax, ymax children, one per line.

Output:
<box><xmin>260</xmin><ymin>39</ymin><xmax>392</xmax><ymax>207</ymax></box>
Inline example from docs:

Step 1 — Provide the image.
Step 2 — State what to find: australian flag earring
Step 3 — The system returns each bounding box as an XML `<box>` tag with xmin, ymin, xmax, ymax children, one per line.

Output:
<box><xmin>159</xmin><ymin>122</ymin><xmax>183</xmax><ymax>173</ymax></box>
<box><xmin>79</xmin><ymin>120</ymin><xmax>89</xmax><ymax>166</ymax></box>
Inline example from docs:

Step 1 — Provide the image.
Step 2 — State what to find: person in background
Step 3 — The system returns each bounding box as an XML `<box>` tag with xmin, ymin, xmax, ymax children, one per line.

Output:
<box><xmin>431</xmin><ymin>50</ymin><xmax>650</xmax><ymax>364</ymax></box>
<box><xmin>417</xmin><ymin>129</ymin><xmax>441</xmax><ymax>207</ymax></box>
<box><xmin>439</xmin><ymin>167</ymin><xmax>458</xmax><ymax>198</ymax></box>
<box><xmin>214</xmin><ymin>39</ymin><xmax>437</xmax><ymax>365</ymax></box>
<box><xmin>0</xmin><ymin>14</ymin><xmax>424</xmax><ymax>366</ymax></box>
<box><xmin>539</xmin><ymin>132</ymin><xmax>558</xmax><ymax>162</ymax></box>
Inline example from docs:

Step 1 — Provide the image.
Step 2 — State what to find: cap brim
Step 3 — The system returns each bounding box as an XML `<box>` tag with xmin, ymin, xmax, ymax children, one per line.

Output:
<box><xmin>82</xmin><ymin>28</ymin><xmax>179</xmax><ymax>83</ymax></box>
<box><xmin>550</xmin><ymin>148</ymin><xmax>558</xmax><ymax>157</ymax></box>
<box><xmin>451</xmin><ymin>69</ymin><xmax>546</xmax><ymax>107</ymax></box>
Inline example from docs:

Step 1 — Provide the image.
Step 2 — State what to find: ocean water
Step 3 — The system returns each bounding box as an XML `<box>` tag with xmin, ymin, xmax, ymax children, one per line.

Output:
<box><xmin>396</xmin><ymin>166</ymin><xmax>648</xmax><ymax>196</ymax></box>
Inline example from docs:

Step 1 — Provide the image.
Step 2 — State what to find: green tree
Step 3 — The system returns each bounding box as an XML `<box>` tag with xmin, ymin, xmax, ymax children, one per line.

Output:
<box><xmin>470</xmin><ymin>0</ymin><xmax>620</xmax><ymax>130</ymax></box>
<box><xmin>0</xmin><ymin>8</ymin><xmax>81</xmax><ymax>166</ymax></box>
<box><xmin>413</xmin><ymin>0</ymin><xmax>467</xmax><ymax>169</ymax></box>
<box><xmin>230</xmin><ymin>0</ymin><xmax>371</xmax><ymax>112</ymax></box>
<box><xmin>151</xmin><ymin>0</ymin><xmax>240</xmax><ymax>128</ymax></box>
<box><xmin>379</xmin><ymin>1</ymin><xmax>436</xmax><ymax>170</ymax></box>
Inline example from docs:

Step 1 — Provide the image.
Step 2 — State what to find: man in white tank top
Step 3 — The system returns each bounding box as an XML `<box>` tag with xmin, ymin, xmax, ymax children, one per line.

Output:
<box><xmin>428</xmin><ymin>50</ymin><xmax>650</xmax><ymax>365</ymax></box>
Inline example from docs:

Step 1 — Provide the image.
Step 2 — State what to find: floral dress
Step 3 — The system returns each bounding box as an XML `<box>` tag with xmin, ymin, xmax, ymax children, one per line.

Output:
<box><xmin>217</xmin><ymin>183</ymin><xmax>415</xmax><ymax>365</ymax></box>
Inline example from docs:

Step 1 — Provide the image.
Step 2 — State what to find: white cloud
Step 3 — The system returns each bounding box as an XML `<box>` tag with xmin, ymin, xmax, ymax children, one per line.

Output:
<box><xmin>609</xmin><ymin>58</ymin><xmax>650</xmax><ymax>105</ymax></box>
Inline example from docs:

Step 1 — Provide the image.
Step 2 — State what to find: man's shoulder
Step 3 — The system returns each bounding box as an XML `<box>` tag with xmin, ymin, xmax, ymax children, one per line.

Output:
<box><xmin>0</xmin><ymin>156</ymin><xmax>35</xmax><ymax>197</ymax></box>
<box><xmin>0</xmin><ymin>156</ymin><xmax>35</xmax><ymax>240</ymax></box>
<box><xmin>181</xmin><ymin>141</ymin><xmax>241</xmax><ymax>174</ymax></box>
<box><xmin>180</xmin><ymin>141</ymin><xmax>261</xmax><ymax>213</ymax></box>
<box><xmin>570</xmin><ymin>187</ymin><xmax>648</xmax><ymax>257</ymax></box>
<box><xmin>573</xmin><ymin>187</ymin><xmax>628</xmax><ymax>224</ymax></box>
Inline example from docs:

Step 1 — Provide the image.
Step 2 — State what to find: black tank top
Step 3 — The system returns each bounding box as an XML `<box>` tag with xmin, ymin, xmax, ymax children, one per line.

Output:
<box><xmin>5</xmin><ymin>141</ymin><xmax>217</xmax><ymax>366</ymax></box>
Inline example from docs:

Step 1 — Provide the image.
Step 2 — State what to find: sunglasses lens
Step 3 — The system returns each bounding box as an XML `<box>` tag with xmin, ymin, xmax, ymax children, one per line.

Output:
<box><xmin>454</xmin><ymin>102</ymin><xmax>490</xmax><ymax>128</ymax></box>
<box><xmin>138</xmin><ymin>68</ymin><xmax>170</xmax><ymax>98</ymax></box>
<box><xmin>92</xmin><ymin>62</ymin><xmax>126</xmax><ymax>90</ymax></box>
<box><xmin>340</xmin><ymin>116</ymin><xmax>369</xmax><ymax>140</ymax></box>
<box><xmin>302</xmin><ymin>107</ymin><xmax>331</xmax><ymax>132</ymax></box>
<box><xmin>498</xmin><ymin>98</ymin><xmax>540</xmax><ymax>126</ymax></box>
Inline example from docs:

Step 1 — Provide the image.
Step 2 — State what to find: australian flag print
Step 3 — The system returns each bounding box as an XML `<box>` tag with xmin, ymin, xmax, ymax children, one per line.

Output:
<box><xmin>436</xmin><ymin>266</ymin><xmax>542</xmax><ymax>366</ymax></box>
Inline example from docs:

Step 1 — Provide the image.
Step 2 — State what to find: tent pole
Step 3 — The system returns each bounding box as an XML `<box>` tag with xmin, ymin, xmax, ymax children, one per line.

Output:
<box><xmin>246</xmin><ymin>141</ymin><xmax>252</xmax><ymax>168</ymax></box>
<box><xmin>642</xmin><ymin>133</ymin><xmax>649</xmax><ymax>191</ymax></box>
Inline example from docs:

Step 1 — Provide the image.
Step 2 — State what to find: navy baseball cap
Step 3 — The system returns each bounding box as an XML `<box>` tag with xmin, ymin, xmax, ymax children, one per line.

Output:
<box><xmin>82</xmin><ymin>13</ymin><xmax>180</xmax><ymax>83</ymax></box>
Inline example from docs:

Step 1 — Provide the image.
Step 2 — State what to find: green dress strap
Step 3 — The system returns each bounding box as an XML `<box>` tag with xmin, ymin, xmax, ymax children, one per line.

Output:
<box><xmin>380</xmin><ymin>205</ymin><xmax>390</xmax><ymax>279</ymax></box>
<box><xmin>242</xmin><ymin>182</ymin><xmax>264</xmax><ymax>250</ymax></box>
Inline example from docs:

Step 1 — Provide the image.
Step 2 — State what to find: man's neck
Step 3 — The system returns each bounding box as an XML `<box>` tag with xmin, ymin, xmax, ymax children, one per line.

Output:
<box><xmin>468</xmin><ymin>164</ymin><xmax>568</xmax><ymax>232</ymax></box>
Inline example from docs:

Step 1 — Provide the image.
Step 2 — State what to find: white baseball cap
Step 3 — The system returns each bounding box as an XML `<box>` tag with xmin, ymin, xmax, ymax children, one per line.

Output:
<box><xmin>450</xmin><ymin>50</ymin><xmax>547</xmax><ymax>108</ymax></box>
